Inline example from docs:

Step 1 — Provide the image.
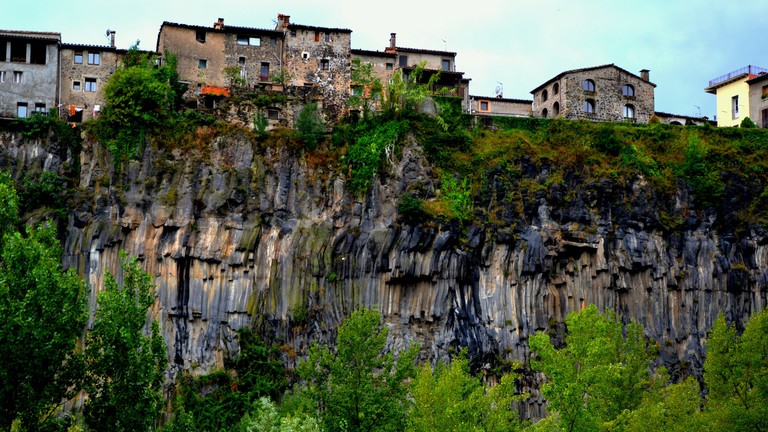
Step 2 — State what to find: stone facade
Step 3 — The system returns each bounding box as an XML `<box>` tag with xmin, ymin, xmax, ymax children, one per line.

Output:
<box><xmin>0</xmin><ymin>31</ymin><xmax>60</xmax><ymax>118</ymax></box>
<box><xmin>59</xmin><ymin>44</ymin><xmax>126</xmax><ymax>122</ymax></box>
<box><xmin>531</xmin><ymin>64</ymin><xmax>655</xmax><ymax>124</ymax></box>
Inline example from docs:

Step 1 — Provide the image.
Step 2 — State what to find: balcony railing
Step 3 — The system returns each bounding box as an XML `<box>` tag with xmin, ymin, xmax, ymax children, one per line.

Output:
<box><xmin>708</xmin><ymin>65</ymin><xmax>768</xmax><ymax>87</ymax></box>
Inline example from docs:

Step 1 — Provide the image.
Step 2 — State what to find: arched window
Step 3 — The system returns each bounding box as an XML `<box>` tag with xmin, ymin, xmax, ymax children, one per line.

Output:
<box><xmin>583</xmin><ymin>79</ymin><xmax>595</xmax><ymax>92</ymax></box>
<box><xmin>542</xmin><ymin>89</ymin><xmax>549</xmax><ymax>102</ymax></box>
<box><xmin>553</xmin><ymin>101</ymin><xmax>560</xmax><ymax>115</ymax></box>
<box><xmin>622</xmin><ymin>84</ymin><xmax>634</xmax><ymax>97</ymax></box>
<box><xmin>553</xmin><ymin>82</ymin><xmax>559</xmax><ymax>94</ymax></box>
<box><xmin>584</xmin><ymin>99</ymin><xmax>595</xmax><ymax>114</ymax></box>
<box><xmin>624</xmin><ymin>104</ymin><xmax>635</xmax><ymax>119</ymax></box>
<box><xmin>542</xmin><ymin>108</ymin><xmax>548</xmax><ymax>118</ymax></box>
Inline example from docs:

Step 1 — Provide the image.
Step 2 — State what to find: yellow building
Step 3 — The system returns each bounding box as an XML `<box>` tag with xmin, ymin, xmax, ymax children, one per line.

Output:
<box><xmin>705</xmin><ymin>65</ymin><xmax>768</xmax><ymax>127</ymax></box>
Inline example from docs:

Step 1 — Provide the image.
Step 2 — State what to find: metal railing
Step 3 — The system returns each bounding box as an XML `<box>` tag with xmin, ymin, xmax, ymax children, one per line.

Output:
<box><xmin>708</xmin><ymin>65</ymin><xmax>768</xmax><ymax>87</ymax></box>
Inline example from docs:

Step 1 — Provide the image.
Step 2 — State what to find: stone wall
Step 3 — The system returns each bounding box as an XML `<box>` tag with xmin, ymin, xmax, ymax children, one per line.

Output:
<box><xmin>222</xmin><ymin>30</ymin><xmax>283</xmax><ymax>88</ymax></box>
<box><xmin>60</xmin><ymin>46</ymin><xmax>123</xmax><ymax>121</ymax></box>
<box><xmin>158</xmin><ymin>24</ymin><xmax>227</xmax><ymax>96</ymax></box>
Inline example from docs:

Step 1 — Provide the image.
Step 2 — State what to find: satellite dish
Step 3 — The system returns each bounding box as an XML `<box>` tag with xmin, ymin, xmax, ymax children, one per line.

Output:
<box><xmin>494</xmin><ymin>84</ymin><xmax>503</xmax><ymax>98</ymax></box>
<box><xmin>105</xmin><ymin>29</ymin><xmax>112</xmax><ymax>37</ymax></box>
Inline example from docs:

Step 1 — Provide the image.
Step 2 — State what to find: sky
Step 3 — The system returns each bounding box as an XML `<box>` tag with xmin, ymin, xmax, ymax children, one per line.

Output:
<box><xmin>6</xmin><ymin>0</ymin><xmax>767</xmax><ymax>120</ymax></box>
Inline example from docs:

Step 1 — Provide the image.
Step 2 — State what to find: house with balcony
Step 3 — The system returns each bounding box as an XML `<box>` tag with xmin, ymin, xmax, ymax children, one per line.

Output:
<box><xmin>0</xmin><ymin>30</ymin><xmax>60</xmax><ymax>119</ymax></box>
<box><xmin>531</xmin><ymin>64</ymin><xmax>655</xmax><ymax>123</ymax></box>
<box><xmin>705</xmin><ymin>65</ymin><xmax>768</xmax><ymax>127</ymax></box>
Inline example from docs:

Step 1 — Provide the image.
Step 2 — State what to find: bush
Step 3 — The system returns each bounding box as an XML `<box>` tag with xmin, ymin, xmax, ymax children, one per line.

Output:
<box><xmin>295</xmin><ymin>102</ymin><xmax>326</xmax><ymax>151</ymax></box>
<box><xmin>740</xmin><ymin>116</ymin><xmax>757</xmax><ymax>128</ymax></box>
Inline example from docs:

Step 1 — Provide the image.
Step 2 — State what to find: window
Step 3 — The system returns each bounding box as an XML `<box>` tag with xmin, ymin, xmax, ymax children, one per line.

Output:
<box><xmin>0</xmin><ymin>71</ymin><xmax>4</xmax><ymax>82</ymax></box>
<box><xmin>30</xmin><ymin>43</ymin><xmax>46</xmax><ymax>64</ymax></box>
<box><xmin>399</xmin><ymin>55</ymin><xmax>408</xmax><ymax>67</ymax></box>
<box><xmin>732</xmin><ymin>95</ymin><xmax>740</xmax><ymax>119</ymax></box>
<box><xmin>73</xmin><ymin>80</ymin><xmax>81</xmax><ymax>90</ymax></box>
<box><xmin>622</xmin><ymin>84</ymin><xmax>635</xmax><ymax>97</ymax></box>
<box><xmin>301</xmin><ymin>52</ymin><xmax>310</xmax><ymax>60</ymax></box>
<box><xmin>290</xmin><ymin>30</ymin><xmax>297</xmax><ymax>37</ymax></box>
<box><xmin>479</xmin><ymin>100</ymin><xmax>490</xmax><ymax>112</ymax></box>
<box><xmin>198</xmin><ymin>59</ymin><xmax>207</xmax><ymax>69</ymax></box>
<box><xmin>320</xmin><ymin>59</ymin><xmax>329</xmax><ymax>71</ymax></box>
<box><xmin>324</xmin><ymin>33</ymin><xmax>331</xmax><ymax>42</ymax></box>
<box><xmin>542</xmin><ymin>89</ymin><xmax>548</xmax><ymax>102</ymax></box>
<box><xmin>584</xmin><ymin>99</ymin><xmax>595</xmax><ymax>114</ymax></box>
<box><xmin>553</xmin><ymin>101</ymin><xmax>560</xmax><ymax>115</ymax></box>
<box><xmin>553</xmin><ymin>82</ymin><xmax>559</xmax><ymax>94</ymax></box>
<box><xmin>13</xmin><ymin>71</ymin><xmax>22</xmax><ymax>83</ymax></box>
<box><xmin>270</xmin><ymin>37</ymin><xmax>277</xmax><ymax>45</ymax></box>
<box><xmin>85</xmin><ymin>78</ymin><xmax>97</xmax><ymax>92</ymax></box>
<box><xmin>11</xmin><ymin>42</ymin><xmax>26</xmax><ymax>63</ymax></box>
<box><xmin>267</xmin><ymin>109</ymin><xmax>279</xmax><ymax>120</ymax></box>
<box><xmin>88</xmin><ymin>52</ymin><xmax>100</xmax><ymax>65</ymax></box>
<box><xmin>17</xmin><ymin>102</ymin><xmax>27</xmax><ymax>118</ymax></box>
<box><xmin>34</xmin><ymin>103</ymin><xmax>46</xmax><ymax>113</ymax></box>
<box><xmin>583</xmin><ymin>79</ymin><xmax>595</xmax><ymax>92</ymax></box>
<box><xmin>0</xmin><ymin>42</ymin><xmax>5</xmax><ymax>62</ymax></box>
<box><xmin>260</xmin><ymin>62</ymin><xmax>270</xmax><ymax>81</ymax></box>
<box><xmin>624</xmin><ymin>104</ymin><xmax>635</xmax><ymax>119</ymax></box>
<box><xmin>196</xmin><ymin>30</ymin><xmax>206</xmax><ymax>42</ymax></box>
<box><xmin>441</xmin><ymin>59</ymin><xmax>450</xmax><ymax>71</ymax></box>
<box><xmin>386</xmin><ymin>62</ymin><xmax>393</xmax><ymax>70</ymax></box>
<box><xmin>237</xmin><ymin>36</ymin><xmax>260</xmax><ymax>46</ymax></box>
<box><xmin>542</xmin><ymin>108</ymin><xmax>548</xmax><ymax>118</ymax></box>
<box><xmin>763</xmin><ymin>85</ymin><xmax>768</xmax><ymax>98</ymax></box>
<box><xmin>238</xmin><ymin>56</ymin><xmax>246</xmax><ymax>65</ymax></box>
<box><xmin>74</xmin><ymin>51</ymin><xmax>83</xmax><ymax>64</ymax></box>
<box><xmin>314</xmin><ymin>31</ymin><xmax>320</xmax><ymax>42</ymax></box>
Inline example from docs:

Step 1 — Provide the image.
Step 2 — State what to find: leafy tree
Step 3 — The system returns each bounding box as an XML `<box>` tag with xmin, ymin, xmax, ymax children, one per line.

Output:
<box><xmin>704</xmin><ymin>309</ymin><xmax>768</xmax><ymax>432</ymax></box>
<box><xmin>614</xmin><ymin>375</ymin><xmax>705</xmax><ymax>432</ymax></box>
<box><xmin>84</xmin><ymin>251</ymin><xmax>167</xmax><ymax>432</ymax></box>
<box><xmin>528</xmin><ymin>305</ymin><xmax>654</xmax><ymax>432</ymax></box>
<box><xmin>349</xmin><ymin>58</ymin><xmax>383</xmax><ymax>119</ymax></box>
<box><xmin>299</xmin><ymin>308</ymin><xmax>419</xmax><ymax>432</ymax></box>
<box><xmin>346</xmin><ymin>119</ymin><xmax>404</xmax><ymax>194</ymax></box>
<box><xmin>382</xmin><ymin>62</ymin><xmax>439</xmax><ymax>118</ymax></box>
<box><xmin>0</xmin><ymin>172</ymin><xmax>88</xmax><ymax>431</ymax></box>
<box><xmin>408</xmin><ymin>351</ymin><xmax>522</xmax><ymax>432</ymax></box>
<box><xmin>237</xmin><ymin>397</ymin><xmax>322</xmax><ymax>432</ymax></box>
<box><xmin>295</xmin><ymin>102</ymin><xmax>326</xmax><ymax>151</ymax></box>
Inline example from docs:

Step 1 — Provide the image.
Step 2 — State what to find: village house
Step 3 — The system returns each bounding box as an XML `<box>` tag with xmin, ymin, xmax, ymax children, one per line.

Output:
<box><xmin>469</xmin><ymin>95</ymin><xmax>533</xmax><ymax>120</ymax></box>
<box><xmin>705</xmin><ymin>65</ymin><xmax>768</xmax><ymax>128</ymax></box>
<box><xmin>531</xmin><ymin>64</ymin><xmax>655</xmax><ymax>124</ymax></box>
<box><xmin>0</xmin><ymin>30</ymin><xmax>60</xmax><ymax>119</ymax></box>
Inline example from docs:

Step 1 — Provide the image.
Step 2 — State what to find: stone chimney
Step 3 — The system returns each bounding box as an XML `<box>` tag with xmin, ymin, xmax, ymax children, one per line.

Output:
<box><xmin>277</xmin><ymin>14</ymin><xmax>291</xmax><ymax>31</ymax></box>
<box><xmin>640</xmin><ymin>69</ymin><xmax>650</xmax><ymax>81</ymax></box>
<box><xmin>108</xmin><ymin>30</ymin><xmax>115</xmax><ymax>48</ymax></box>
<box><xmin>214</xmin><ymin>18</ymin><xmax>224</xmax><ymax>29</ymax></box>
<box><xmin>386</xmin><ymin>33</ymin><xmax>396</xmax><ymax>53</ymax></box>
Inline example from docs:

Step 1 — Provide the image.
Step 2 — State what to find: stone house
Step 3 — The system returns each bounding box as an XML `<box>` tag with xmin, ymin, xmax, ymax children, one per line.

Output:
<box><xmin>275</xmin><ymin>14</ymin><xmax>352</xmax><ymax>122</ymax></box>
<box><xmin>531</xmin><ymin>64</ymin><xmax>655</xmax><ymax>124</ymax></box>
<box><xmin>0</xmin><ymin>30</ymin><xmax>60</xmax><ymax>119</ymax></box>
<box><xmin>157</xmin><ymin>19</ymin><xmax>284</xmax><ymax>100</ymax></box>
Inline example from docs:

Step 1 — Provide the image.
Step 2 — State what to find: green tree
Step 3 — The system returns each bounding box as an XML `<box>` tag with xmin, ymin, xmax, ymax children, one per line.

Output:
<box><xmin>237</xmin><ymin>397</ymin><xmax>322</xmax><ymax>432</ymax></box>
<box><xmin>295</xmin><ymin>102</ymin><xmax>326</xmax><ymax>151</ymax></box>
<box><xmin>84</xmin><ymin>251</ymin><xmax>167</xmax><ymax>432</ymax></box>
<box><xmin>0</xmin><ymin>172</ymin><xmax>88</xmax><ymax>431</ymax></box>
<box><xmin>740</xmin><ymin>116</ymin><xmax>757</xmax><ymax>128</ymax></box>
<box><xmin>382</xmin><ymin>62</ymin><xmax>439</xmax><ymax>118</ymax></box>
<box><xmin>408</xmin><ymin>352</ymin><xmax>522</xmax><ymax>432</ymax></box>
<box><xmin>349</xmin><ymin>58</ymin><xmax>383</xmax><ymax>119</ymax></box>
<box><xmin>615</xmin><ymin>375</ymin><xmax>705</xmax><ymax>432</ymax></box>
<box><xmin>704</xmin><ymin>309</ymin><xmax>768</xmax><ymax>432</ymax></box>
<box><xmin>299</xmin><ymin>308</ymin><xmax>419</xmax><ymax>432</ymax></box>
<box><xmin>528</xmin><ymin>305</ymin><xmax>654</xmax><ymax>432</ymax></box>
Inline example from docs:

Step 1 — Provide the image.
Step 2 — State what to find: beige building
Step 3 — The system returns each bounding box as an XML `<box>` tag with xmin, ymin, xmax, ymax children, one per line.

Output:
<box><xmin>0</xmin><ymin>30</ymin><xmax>60</xmax><ymax>119</ymax></box>
<box><xmin>470</xmin><ymin>95</ymin><xmax>532</xmax><ymax>118</ymax></box>
<box><xmin>704</xmin><ymin>66</ymin><xmax>768</xmax><ymax>127</ymax></box>
<box><xmin>746</xmin><ymin>73</ymin><xmax>768</xmax><ymax>128</ymax></box>
<box><xmin>531</xmin><ymin>64</ymin><xmax>655</xmax><ymax>123</ymax></box>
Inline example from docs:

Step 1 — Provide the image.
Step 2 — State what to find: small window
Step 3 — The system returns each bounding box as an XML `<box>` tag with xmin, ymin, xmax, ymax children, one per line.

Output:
<box><xmin>260</xmin><ymin>62</ymin><xmax>270</xmax><ymax>81</ymax></box>
<box><xmin>74</xmin><ymin>51</ymin><xmax>83</xmax><ymax>64</ymax></box>
<box><xmin>584</xmin><ymin>99</ymin><xmax>595</xmax><ymax>114</ymax></box>
<box><xmin>30</xmin><ymin>43</ymin><xmax>46</xmax><ymax>64</ymax></box>
<box><xmin>479</xmin><ymin>100</ymin><xmax>490</xmax><ymax>112</ymax></box>
<box><xmin>762</xmin><ymin>85</ymin><xmax>768</xmax><ymax>97</ymax></box>
<box><xmin>88</xmin><ymin>52</ymin><xmax>100</xmax><ymax>65</ymax></box>
<box><xmin>73</xmin><ymin>80</ymin><xmax>81</xmax><ymax>90</ymax></box>
<box><xmin>553</xmin><ymin>82</ymin><xmax>559</xmax><ymax>94</ymax></box>
<box><xmin>324</xmin><ymin>33</ymin><xmax>331</xmax><ymax>42</ymax></box>
<box><xmin>238</xmin><ymin>56</ymin><xmax>246</xmax><ymax>65</ymax></box>
<box><xmin>85</xmin><ymin>78</ymin><xmax>97</xmax><ymax>92</ymax></box>
<box><xmin>542</xmin><ymin>89</ymin><xmax>548</xmax><ymax>102</ymax></box>
<box><xmin>270</xmin><ymin>37</ymin><xmax>277</xmax><ymax>45</ymax></box>
<box><xmin>399</xmin><ymin>55</ymin><xmax>408</xmax><ymax>67</ymax></box>
<box><xmin>542</xmin><ymin>108</ymin><xmax>548</xmax><ymax>118</ymax></box>
<box><xmin>583</xmin><ymin>79</ymin><xmax>595</xmax><ymax>92</ymax></box>
<box><xmin>441</xmin><ymin>59</ymin><xmax>450</xmax><ymax>71</ymax></box>
<box><xmin>196</xmin><ymin>83</ymin><xmax>202</xmax><ymax>95</ymax></box>
<box><xmin>386</xmin><ymin>63</ymin><xmax>393</xmax><ymax>70</ymax></box>
<box><xmin>198</xmin><ymin>59</ymin><xmax>207</xmax><ymax>69</ymax></box>
<box><xmin>0</xmin><ymin>71</ymin><xmax>4</xmax><ymax>82</ymax></box>
<box><xmin>34</xmin><ymin>103</ymin><xmax>46</xmax><ymax>113</ymax></box>
<box><xmin>196</xmin><ymin>30</ymin><xmax>206</xmax><ymax>42</ymax></box>
<box><xmin>320</xmin><ymin>59</ymin><xmax>330</xmax><ymax>71</ymax></box>
<box><xmin>0</xmin><ymin>43</ymin><xmax>5</xmax><ymax>62</ymax></box>
<box><xmin>267</xmin><ymin>109</ymin><xmax>279</xmax><ymax>120</ymax></box>
<box><xmin>622</xmin><ymin>84</ymin><xmax>635</xmax><ymax>97</ymax></box>
<box><xmin>553</xmin><ymin>101</ymin><xmax>560</xmax><ymax>115</ymax></box>
<box><xmin>11</xmin><ymin>42</ymin><xmax>26</xmax><ymax>63</ymax></box>
<box><xmin>13</xmin><ymin>71</ymin><xmax>22</xmax><ymax>83</ymax></box>
<box><xmin>732</xmin><ymin>95</ymin><xmax>739</xmax><ymax>119</ymax></box>
<box><xmin>314</xmin><ymin>31</ymin><xmax>320</xmax><ymax>42</ymax></box>
<box><xmin>624</xmin><ymin>104</ymin><xmax>635</xmax><ymax>119</ymax></box>
<box><xmin>290</xmin><ymin>30</ymin><xmax>297</xmax><ymax>37</ymax></box>
<box><xmin>17</xmin><ymin>102</ymin><xmax>28</xmax><ymax>118</ymax></box>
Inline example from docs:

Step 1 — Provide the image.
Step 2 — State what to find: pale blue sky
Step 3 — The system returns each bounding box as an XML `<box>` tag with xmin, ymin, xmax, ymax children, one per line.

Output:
<box><xmin>7</xmin><ymin>0</ymin><xmax>766</xmax><ymax>120</ymax></box>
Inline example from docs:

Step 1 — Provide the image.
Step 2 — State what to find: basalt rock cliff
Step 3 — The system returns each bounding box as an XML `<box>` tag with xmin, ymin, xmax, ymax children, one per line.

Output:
<box><xmin>1</xmin><ymin>126</ymin><xmax>767</xmax><ymax>417</ymax></box>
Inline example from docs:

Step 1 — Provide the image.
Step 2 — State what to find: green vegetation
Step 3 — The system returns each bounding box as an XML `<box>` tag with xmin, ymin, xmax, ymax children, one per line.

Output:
<box><xmin>345</xmin><ymin>119</ymin><xmax>405</xmax><ymax>193</ymax></box>
<box><xmin>295</xmin><ymin>102</ymin><xmax>326</xmax><ymax>151</ymax></box>
<box><xmin>349</xmin><ymin>58</ymin><xmax>383</xmax><ymax>119</ymax></box>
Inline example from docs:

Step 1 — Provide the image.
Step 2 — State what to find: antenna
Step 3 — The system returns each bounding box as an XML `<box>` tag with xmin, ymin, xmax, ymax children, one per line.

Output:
<box><xmin>495</xmin><ymin>82</ymin><xmax>503</xmax><ymax>98</ymax></box>
<box><xmin>442</xmin><ymin>37</ymin><xmax>447</xmax><ymax>51</ymax></box>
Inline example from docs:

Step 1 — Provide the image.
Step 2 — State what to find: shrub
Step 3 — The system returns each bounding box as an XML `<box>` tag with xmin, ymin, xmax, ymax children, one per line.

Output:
<box><xmin>295</xmin><ymin>102</ymin><xmax>326</xmax><ymax>151</ymax></box>
<box><xmin>740</xmin><ymin>116</ymin><xmax>757</xmax><ymax>128</ymax></box>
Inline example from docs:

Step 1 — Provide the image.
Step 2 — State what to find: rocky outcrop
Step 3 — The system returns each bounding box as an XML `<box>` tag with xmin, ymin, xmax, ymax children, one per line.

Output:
<box><xmin>2</xmin><ymin>128</ymin><xmax>767</xmax><ymax>417</ymax></box>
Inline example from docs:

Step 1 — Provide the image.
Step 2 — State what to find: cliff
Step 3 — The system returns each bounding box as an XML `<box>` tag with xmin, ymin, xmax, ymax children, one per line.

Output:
<box><xmin>2</xmin><ymin>121</ymin><xmax>767</xmax><ymax>417</ymax></box>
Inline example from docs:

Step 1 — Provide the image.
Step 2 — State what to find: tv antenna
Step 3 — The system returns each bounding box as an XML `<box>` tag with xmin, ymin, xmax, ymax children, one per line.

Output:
<box><xmin>442</xmin><ymin>37</ymin><xmax>447</xmax><ymax>51</ymax></box>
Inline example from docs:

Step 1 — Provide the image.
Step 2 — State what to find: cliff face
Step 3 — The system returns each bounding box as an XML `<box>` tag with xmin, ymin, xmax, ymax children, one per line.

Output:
<box><xmin>2</xmin><ymin>128</ymin><xmax>767</xmax><ymax>414</ymax></box>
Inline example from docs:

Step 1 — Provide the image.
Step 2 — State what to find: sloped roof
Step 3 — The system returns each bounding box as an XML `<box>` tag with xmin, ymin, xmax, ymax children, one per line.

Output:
<box><xmin>530</xmin><ymin>63</ymin><xmax>656</xmax><ymax>93</ymax></box>
<box><xmin>287</xmin><ymin>23</ymin><xmax>352</xmax><ymax>33</ymax></box>
<box><xmin>351</xmin><ymin>49</ymin><xmax>396</xmax><ymax>58</ymax></box>
<box><xmin>160</xmin><ymin>21</ymin><xmax>282</xmax><ymax>37</ymax></box>
<box><xmin>396</xmin><ymin>46</ymin><xmax>456</xmax><ymax>57</ymax></box>
<box><xmin>0</xmin><ymin>29</ymin><xmax>60</xmax><ymax>42</ymax></box>
<box><xmin>470</xmin><ymin>95</ymin><xmax>533</xmax><ymax>104</ymax></box>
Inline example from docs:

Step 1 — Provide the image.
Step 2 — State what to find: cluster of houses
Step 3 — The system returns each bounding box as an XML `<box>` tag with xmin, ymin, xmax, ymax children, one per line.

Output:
<box><xmin>0</xmin><ymin>14</ymin><xmax>763</xmax><ymax>129</ymax></box>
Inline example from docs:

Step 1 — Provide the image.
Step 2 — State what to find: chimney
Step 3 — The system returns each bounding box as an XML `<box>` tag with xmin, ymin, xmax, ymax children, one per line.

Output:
<box><xmin>214</xmin><ymin>18</ymin><xmax>224</xmax><ymax>30</ymax></box>
<box><xmin>277</xmin><ymin>14</ymin><xmax>290</xmax><ymax>30</ymax></box>
<box><xmin>108</xmin><ymin>30</ymin><xmax>115</xmax><ymax>48</ymax></box>
<box><xmin>385</xmin><ymin>33</ymin><xmax>396</xmax><ymax>53</ymax></box>
<box><xmin>640</xmin><ymin>69</ymin><xmax>650</xmax><ymax>81</ymax></box>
